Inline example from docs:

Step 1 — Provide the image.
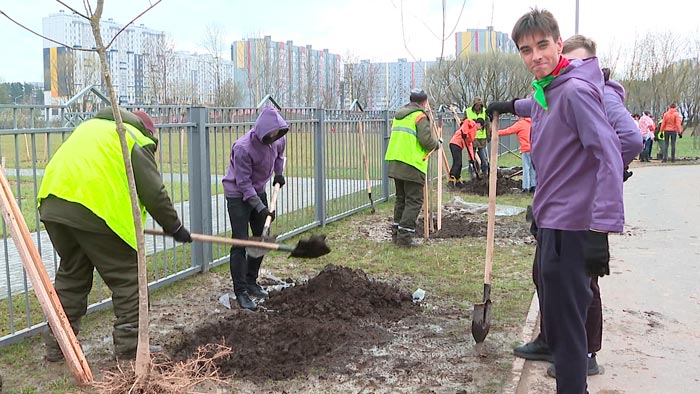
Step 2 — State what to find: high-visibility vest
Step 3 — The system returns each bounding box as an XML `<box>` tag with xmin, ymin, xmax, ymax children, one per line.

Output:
<box><xmin>384</xmin><ymin>110</ymin><xmax>430</xmax><ymax>174</ymax></box>
<box><xmin>466</xmin><ymin>106</ymin><xmax>487</xmax><ymax>139</ymax></box>
<box><xmin>38</xmin><ymin>118</ymin><xmax>156</xmax><ymax>250</ymax></box>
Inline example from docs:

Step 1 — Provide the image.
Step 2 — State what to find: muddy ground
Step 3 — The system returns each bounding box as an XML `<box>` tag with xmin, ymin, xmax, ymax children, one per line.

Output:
<box><xmin>455</xmin><ymin>172</ymin><xmax>524</xmax><ymax>196</ymax></box>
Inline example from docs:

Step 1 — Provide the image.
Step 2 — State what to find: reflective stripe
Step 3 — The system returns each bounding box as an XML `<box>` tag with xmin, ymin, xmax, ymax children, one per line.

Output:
<box><xmin>391</xmin><ymin>126</ymin><xmax>417</xmax><ymax>135</ymax></box>
<box><xmin>398</xmin><ymin>225</ymin><xmax>416</xmax><ymax>233</ymax></box>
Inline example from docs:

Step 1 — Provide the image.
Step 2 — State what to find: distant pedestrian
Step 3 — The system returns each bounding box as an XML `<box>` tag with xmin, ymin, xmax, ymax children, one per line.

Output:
<box><xmin>660</xmin><ymin>103</ymin><xmax>683</xmax><ymax>162</ymax></box>
<box><xmin>385</xmin><ymin>89</ymin><xmax>441</xmax><ymax>247</ymax></box>
<box><xmin>639</xmin><ymin>111</ymin><xmax>655</xmax><ymax>162</ymax></box>
<box><xmin>487</xmin><ymin>10</ymin><xmax>625</xmax><ymax>393</ymax></box>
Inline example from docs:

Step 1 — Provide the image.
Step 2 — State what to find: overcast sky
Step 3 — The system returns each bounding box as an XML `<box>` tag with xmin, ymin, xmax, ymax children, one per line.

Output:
<box><xmin>1</xmin><ymin>0</ymin><xmax>698</xmax><ymax>82</ymax></box>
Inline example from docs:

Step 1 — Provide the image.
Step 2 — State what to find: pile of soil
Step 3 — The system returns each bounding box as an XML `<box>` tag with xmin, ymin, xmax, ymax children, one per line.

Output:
<box><xmin>416</xmin><ymin>209</ymin><xmax>532</xmax><ymax>239</ymax></box>
<box><xmin>457</xmin><ymin>174</ymin><xmax>522</xmax><ymax>195</ymax></box>
<box><xmin>168</xmin><ymin>264</ymin><xmax>419</xmax><ymax>380</ymax></box>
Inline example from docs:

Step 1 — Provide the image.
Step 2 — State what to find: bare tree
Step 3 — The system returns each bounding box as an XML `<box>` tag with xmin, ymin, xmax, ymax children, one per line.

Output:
<box><xmin>142</xmin><ymin>33</ymin><xmax>175</xmax><ymax>104</ymax></box>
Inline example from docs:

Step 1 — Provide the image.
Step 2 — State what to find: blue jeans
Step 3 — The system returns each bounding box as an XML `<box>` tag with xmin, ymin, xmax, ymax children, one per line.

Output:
<box><xmin>521</xmin><ymin>152</ymin><xmax>536</xmax><ymax>190</ymax></box>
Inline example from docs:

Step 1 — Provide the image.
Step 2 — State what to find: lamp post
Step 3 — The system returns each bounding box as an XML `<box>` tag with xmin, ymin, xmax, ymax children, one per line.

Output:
<box><xmin>575</xmin><ymin>0</ymin><xmax>579</xmax><ymax>34</ymax></box>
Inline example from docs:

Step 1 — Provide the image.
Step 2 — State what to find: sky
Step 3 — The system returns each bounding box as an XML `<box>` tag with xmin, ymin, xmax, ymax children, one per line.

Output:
<box><xmin>1</xmin><ymin>0</ymin><xmax>699</xmax><ymax>82</ymax></box>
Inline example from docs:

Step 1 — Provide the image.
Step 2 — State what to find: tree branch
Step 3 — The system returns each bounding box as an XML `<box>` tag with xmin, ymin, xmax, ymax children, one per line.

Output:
<box><xmin>104</xmin><ymin>0</ymin><xmax>162</xmax><ymax>50</ymax></box>
<box><xmin>55</xmin><ymin>0</ymin><xmax>89</xmax><ymax>19</ymax></box>
<box><xmin>0</xmin><ymin>10</ymin><xmax>95</xmax><ymax>51</ymax></box>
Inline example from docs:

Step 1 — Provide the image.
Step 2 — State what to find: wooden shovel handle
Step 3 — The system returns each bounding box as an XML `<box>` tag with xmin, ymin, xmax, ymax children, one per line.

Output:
<box><xmin>484</xmin><ymin>112</ymin><xmax>499</xmax><ymax>286</ymax></box>
<box><xmin>145</xmin><ymin>228</ymin><xmax>292</xmax><ymax>252</ymax></box>
<box><xmin>263</xmin><ymin>183</ymin><xmax>282</xmax><ymax>231</ymax></box>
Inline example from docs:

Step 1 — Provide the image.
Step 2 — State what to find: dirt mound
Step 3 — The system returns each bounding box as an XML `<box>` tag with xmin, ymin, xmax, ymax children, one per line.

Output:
<box><xmin>457</xmin><ymin>174</ymin><xmax>522</xmax><ymax>195</ymax></box>
<box><xmin>168</xmin><ymin>265</ymin><xmax>419</xmax><ymax>380</ymax></box>
<box><xmin>417</xmin><ymin>209</ymin><xmax>532</xmax><ymax>239</ymax></box>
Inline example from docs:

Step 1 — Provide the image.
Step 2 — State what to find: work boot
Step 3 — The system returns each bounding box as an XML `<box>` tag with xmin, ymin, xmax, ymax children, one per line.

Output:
<box><xmin>396</xmin><ymin>228</ymin><xmax>415</xmax><ymax>248</ymax></box>
<box><xmin>236</xmin><ymin>292</ymin><xmax>257</xmax><ymax>311</ymax></box>
<box><xmin>43</xmin><ymin>319</ymin><xmax>80</xmax><ymax>362</ymax></box>
<box><xmin>529</xmin><ymin>186</ymin><xmax>536</xmax><ymax>193</ymax></box>
<box><xmin>447</xmin><ymin>176</ymin><xmax>458</xmax><ymax>189</ymax></box>
<box><xmin>247</xmin><ymin>283</ymin><xmax>269</xmax><ymax>298</ymax></box>
<box><xmin>513</xmin><ymin>336</ymin><xmax>553</xmax><ymax>362</ymax></box>
<box><xmin>546</xmin><ymin>354</ymin><xmax>601</xmax><ymax>377</ymax></box>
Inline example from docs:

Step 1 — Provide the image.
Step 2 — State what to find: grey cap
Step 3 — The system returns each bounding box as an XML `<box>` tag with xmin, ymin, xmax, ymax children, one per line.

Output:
<box><xmin>409</xmin><ymin>89</ymin><xmax>428</xmax><ymax>103</ymax></box>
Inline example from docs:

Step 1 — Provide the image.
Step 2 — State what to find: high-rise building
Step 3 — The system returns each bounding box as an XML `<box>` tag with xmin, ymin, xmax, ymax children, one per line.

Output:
<box><xmin>42</xmin><ymin>11</ymin><xmax>237</xmax><ymax>106</ymax></box>
<box><xmin>344</xmin><ymin>58</ymin><xmax>433</xmax><ymax>110</ymax></box>
<box><xmin>455</xmin><ymin>27</ymin><xmax>517</xmax><ymax>57</ymax></box>
<box><xmin>231</xmin><ymin>36</ymin><xmax>343</xmax><ymax>108</ymax></box>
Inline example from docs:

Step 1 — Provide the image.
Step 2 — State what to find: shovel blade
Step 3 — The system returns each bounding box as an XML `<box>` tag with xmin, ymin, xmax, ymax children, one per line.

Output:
<box><xmin>471</xmin><ymin>299</ymin><xmax>493</xmax><ymax>343</ymax></box>
<box><xmin>246</xmin><ymin>234</ymin><xmax>277</xmax><ymax>258</ymax></box>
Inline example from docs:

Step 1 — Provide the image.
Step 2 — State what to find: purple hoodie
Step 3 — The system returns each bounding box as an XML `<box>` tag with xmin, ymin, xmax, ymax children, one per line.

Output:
<box><xmin>603</xmin><ymin>79</ymin><xmax>643</xmax><ymax>166</ymax></box>
<box><xmin>515</xmin><ymin>57</ymin><xmax>624</xmax><ymax>233</ymax></box>
<box><xmin>222</xmin><ymin>107</ymin><xmax>287</xmax><ymax>210</ymax></box>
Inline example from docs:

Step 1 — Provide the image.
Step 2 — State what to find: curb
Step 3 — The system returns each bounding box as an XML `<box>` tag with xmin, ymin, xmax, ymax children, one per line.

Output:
<box><xmin>502</xmin><ymin>291</ymin><xmax>540</xmax><ymax>393</ymax></box>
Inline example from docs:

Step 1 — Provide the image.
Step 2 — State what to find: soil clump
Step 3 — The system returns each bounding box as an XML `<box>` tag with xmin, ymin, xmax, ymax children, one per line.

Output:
<box><xmin>168</xmin><ymin>264</ymin><xmax>419</xmax><ymax>380</ymax></box>
<box><xmin>457</xmin><ymin>173</ymin><xmax>522</xmax><ymax>195</ymax></box>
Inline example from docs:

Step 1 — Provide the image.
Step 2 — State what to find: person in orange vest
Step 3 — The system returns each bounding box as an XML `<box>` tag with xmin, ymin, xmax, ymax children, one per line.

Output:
<box><xmin>498</xmin><ymin>116</ymin><xmax>535</xmax><ymax>193</ymax></box>
<box><xmin>448</xmin><ymin>117</ymin><xmax>482</xmax><ymax>187</ymax></box>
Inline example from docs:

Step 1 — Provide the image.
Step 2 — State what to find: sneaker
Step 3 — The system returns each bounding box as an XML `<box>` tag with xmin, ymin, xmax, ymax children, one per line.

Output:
<box><xmin>546</xmin><ymin>354</ymin><xmax>602</xmax><ymax>378</ymax></box>
<box><xmin>248</xmin><ymin>283</ymin><xmax>269</xmax><ymax>298</ymax></box>
<box><xmin>513</xmin><ymin>337</ymin><xmax>553</xmax><ymax>362</ymax></box>
<box><xmin>236</xmin><ymin>292</ymin><xmax>257</xmax><ymax>311</ymax></box>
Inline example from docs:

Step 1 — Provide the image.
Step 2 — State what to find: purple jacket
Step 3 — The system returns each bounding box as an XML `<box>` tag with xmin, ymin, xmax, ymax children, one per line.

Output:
<box><xmin>604</xmin><ymin>79</ymin><xmax>643</xmax><ymax>166</ymax></box>
<box><xmin>515</xmin><ymin>57</ymin><xmax>624</xmax><ymax>233</ymax></box>
<box><xmin>222</xmin><ymin>107</ymin><xmax>287</xmax><ymax>209</ymax></box>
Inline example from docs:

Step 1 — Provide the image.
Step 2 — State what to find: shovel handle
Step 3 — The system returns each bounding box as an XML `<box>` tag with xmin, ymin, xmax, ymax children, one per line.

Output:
<box><xmin>145</xmin><ymin>229</ymin><xmax>294</xmax><ymax>252</ymax></box>
<box><xmin>262</xmin><ymin>183</ymin><xmax>282</xmax><ymax>232</ymax></box>
<box><xmin>484</xmin><ymin>112</ymin><xmax>499</xmax><ymax>286</ymax></box>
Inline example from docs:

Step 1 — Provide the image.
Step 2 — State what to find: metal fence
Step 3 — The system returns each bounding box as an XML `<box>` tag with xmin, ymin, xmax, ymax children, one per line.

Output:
<box><xmin>0</xmin><ymin>99</ymin><xmax>517</xmax><ymax>346</ymax></box>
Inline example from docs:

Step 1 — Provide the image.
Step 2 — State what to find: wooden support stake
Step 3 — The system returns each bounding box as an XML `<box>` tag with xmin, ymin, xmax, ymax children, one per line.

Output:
<box><xmin>423</xmin><ymin>174</ymin><xmax>430</xmax><ymax>239</ymax></box>
<box><xmin>437</xmin><ymin>125</ymin><xmax>443</xmax><ymax>231</ymax></box>
<box><xmin>0</xmin><ymin>165</ymin><xmax>92</xmax><ymax>384</ymax></box>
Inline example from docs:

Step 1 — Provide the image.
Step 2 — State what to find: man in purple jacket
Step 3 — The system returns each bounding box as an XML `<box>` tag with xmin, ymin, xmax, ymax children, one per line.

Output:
<box><xmin>488</xmin><ymin>9</ymin><xmax>624</xmax><ymax>394</ymax></box>
<box><xmin>222</xmin><ymin>106</ymin><xmax>288</xmax><ymax>311</ymax></box>
<box><xmin>510</xmin><ymin>33</ymin><xmax>643</xmax><ymax>379</ymax></box>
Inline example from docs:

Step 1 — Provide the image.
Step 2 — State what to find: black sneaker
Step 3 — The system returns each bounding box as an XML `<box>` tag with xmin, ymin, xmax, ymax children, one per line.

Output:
<box><xmin>248</xmin><ymin>283</ymin><xmax>269</xmax><ymax>298</ymax></box>
<box><xmin>546</xmin><ymin>354</ymin><xmax>602</xmax><ymax>378</ymax></box>
<box><xmin>236</xmin><ymin>292</ymin><xmax>257</xmax><ymax>311</ymax></box>
<box><xmin>513</xmin><ymin>337</ymin><xmax>553</xmax><ymax>362</ymax></box>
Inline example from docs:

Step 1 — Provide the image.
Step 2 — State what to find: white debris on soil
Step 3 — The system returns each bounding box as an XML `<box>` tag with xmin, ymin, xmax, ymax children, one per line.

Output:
<box><xmin>446</xmin><ymin>196</ymin><xmax>527</xmax><ymax>216</ymax></box>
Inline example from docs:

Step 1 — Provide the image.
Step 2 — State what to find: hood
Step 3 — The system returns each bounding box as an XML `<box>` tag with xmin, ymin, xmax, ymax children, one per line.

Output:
<box><xmin>94</xmin><ymin>107</ymin><xmax>158</xmax><ymax>145</ymax></box>
<box><xmin>666</xmin><ymin>107</ymin><xmax>678</xmax><ymax>115</ymax></box>
<box><xmin>252</xmin><ymin>106</ymin><xmax>289</xmax><ymax>144</ymax></box>
<box><xmin>395</xmin><ymin>102</ymin><xmax>426</xmax><ymax>119</ymax></box>
<box><xmin>548</xmin><ymin>57</ymin><xmax>604</xmax><ymax>97</ymax></box>
<box><xmin>604</xmin><ymin>79</ymin><xmax>626</xmax><ymax>102</ymax></box>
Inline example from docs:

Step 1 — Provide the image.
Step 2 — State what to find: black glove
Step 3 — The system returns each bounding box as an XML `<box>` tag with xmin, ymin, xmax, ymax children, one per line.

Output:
<box><xmin>582</xmin><ymin>230</ymin><xmax>610</xmax><ymax>277</ymax></box>
<box><xmin>260</xmin><ymin>207</ymin><xmax>276</xmax><ymax>222</ymax></box>
<box><xmin>678</xmin><ymin>133</ymin><xmax>683</xmax><ymax>139</ymax></box>
<box><xmin>469</xmin><ymin>160</ymin><xmax>475</xmax><ymax>165</ymax></box>
<box><xmin>172</xmin><ymin>225</ymin><xmax>192</xmax><ymax>243</ymax></box>
<box><xmin>525</xmin><ymin>205</ymin><xmax>538</xmax><ymax>239</ymax></box>
<box><xmin>623</xmin><ymin>167</ymin><xmax>633</xmax><ymax>182</ymax></box>
<box><xmin>486</xmin><ymin>99</ymin><xmax>516</xmax><ymax>119</ymax></box>
<box><xmin>273</xmin><ymin>174</ymin><xmax>285</xmax><ymax>187</ymax></box>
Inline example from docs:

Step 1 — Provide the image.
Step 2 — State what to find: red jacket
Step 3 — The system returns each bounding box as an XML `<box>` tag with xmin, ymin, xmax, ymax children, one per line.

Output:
<box><xmin>449</xmin><ymin>119</ymin><xmax>478</xmax><ymax>160</ymax></box>
<box><xmin>660</xmin><ymin>108</ymin><xmax>682</xmax><ymax>133</ymax></box>
<box><xmin>498</xmin><ymin>118</ymin><xmax>532</xmax><ymax>153</ymax></box>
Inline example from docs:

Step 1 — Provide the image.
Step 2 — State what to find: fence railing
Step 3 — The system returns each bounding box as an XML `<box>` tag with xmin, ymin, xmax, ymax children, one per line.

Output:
<box><xmin>0</xmin><ymin>102</ymin><xmax>517</xmax><ymax>346</ymax></box>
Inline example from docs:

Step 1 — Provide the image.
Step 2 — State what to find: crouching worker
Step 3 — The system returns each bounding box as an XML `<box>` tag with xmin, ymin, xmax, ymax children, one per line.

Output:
<box><xmin>38</xmin><ymin>108</ymin><xmax>192</xmax><ymax>361</ymax></box>
<box><xmin>222</xmin><ymin>106</ymin><xmax>288</xmax><ymax>311</ymax></box>
<box><xmin>448</xmin><ymin>117</ymin><xmax>482</xmax><ymax>187</ymax></box>
<box><xmin>385</xmin><ymin>89</ymin><xmax>441</xmax><ymax>247</ymax></box>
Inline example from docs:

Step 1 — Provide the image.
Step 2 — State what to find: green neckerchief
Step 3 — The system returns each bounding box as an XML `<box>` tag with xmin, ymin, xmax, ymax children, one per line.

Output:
<box><xmin>532</xmin><ymin>75</ymin><xmax>556</xmax><ymax>111</ymax></box>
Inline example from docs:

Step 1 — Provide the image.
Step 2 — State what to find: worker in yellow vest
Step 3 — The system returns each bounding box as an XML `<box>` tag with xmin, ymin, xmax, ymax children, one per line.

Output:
<box><xmin>37</xmin><ymin>108</ymin><xmax>191</xmax><ymax>361</ymax></box>
<box><xmin>465</xmin><ymin>96</ymin><xmax>491</xmax><ymax>176</ymax></box>
<box><xmin>385</xmin><ymin>89</ymin><xmax>441</xmax><ymax>247</ymax></box>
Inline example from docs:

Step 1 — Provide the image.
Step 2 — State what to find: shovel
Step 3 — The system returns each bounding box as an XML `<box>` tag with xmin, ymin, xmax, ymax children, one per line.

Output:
<box><xmin>357</xmin><ymin>120</ymin><xmax>376</xmax><ymax>213</ymax></box>
<box><xmin>246</xmin><ymin>183</ymin><xmax>281</xmax><ymax>258</ymax></box>
<box><xmin>145</xmin><ymin>229</ymin><xmax>331</xmax><ymax>258</ymax></box>
<box><xmin>471</xmin><ymin>111</ymin><xmax>499</xmax><ymax>344</ymax></box>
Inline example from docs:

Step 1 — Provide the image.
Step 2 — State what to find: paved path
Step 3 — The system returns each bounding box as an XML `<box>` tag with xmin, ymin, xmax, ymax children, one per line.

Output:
<box><xmin>1</xmin><ymin>176</ymin><xmax>380</xmax><ymax>297</ymax></box>
<box><xmin>514</xmin><ymin>164</ymin><xmax>700</xmax><ymax>393</ymax></box>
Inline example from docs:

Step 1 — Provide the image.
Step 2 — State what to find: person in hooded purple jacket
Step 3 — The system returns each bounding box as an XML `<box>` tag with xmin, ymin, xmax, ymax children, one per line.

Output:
<box><xmin>222</xmin><ymin>106</ymin><xmax>288</xmax><ymax>311</ymax></box>
<box><xmin>488</xmin><ymin>9</ymin><xmax>625</xmax><ymax>394</ymax></box>
<box><xmin>511</xmin><ymin>34</ymin><xmax>643</xmax><ymax>380</ymax></box>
